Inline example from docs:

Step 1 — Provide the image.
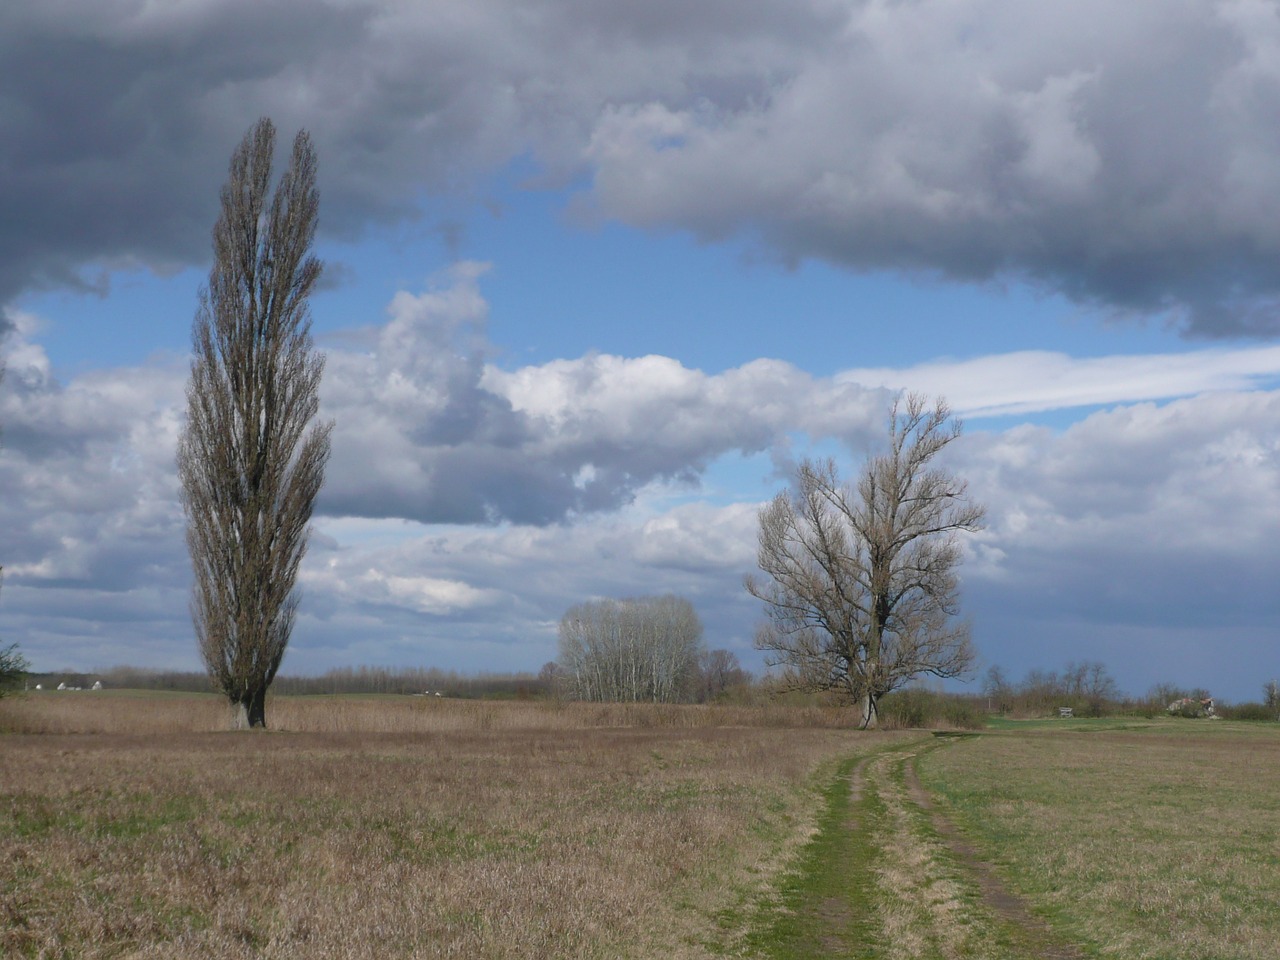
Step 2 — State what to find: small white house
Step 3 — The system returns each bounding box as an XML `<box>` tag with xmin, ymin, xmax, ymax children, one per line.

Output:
<box><xmin>92</xmin><ymin>681</ymin><xmax>103</xmax><ymax>690</ymax></box>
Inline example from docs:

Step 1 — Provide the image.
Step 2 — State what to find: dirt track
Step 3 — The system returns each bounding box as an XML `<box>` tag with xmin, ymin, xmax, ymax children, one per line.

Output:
<box><xmin>900</xmin><ymin>741</ymin><xmax>1086</xmax><ymax>960</ymax></box>
<box><xmin>783</xmin><ymin>736</ymin><xmax>1091</xmax><ymax>959</ymax></box>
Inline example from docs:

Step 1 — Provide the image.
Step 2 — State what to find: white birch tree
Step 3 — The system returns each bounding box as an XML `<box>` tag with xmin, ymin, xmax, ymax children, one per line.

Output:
<box><xmin>558</xmin><ymin>595</ymin><xmax>704</xmax><ymax>702</ymax></box>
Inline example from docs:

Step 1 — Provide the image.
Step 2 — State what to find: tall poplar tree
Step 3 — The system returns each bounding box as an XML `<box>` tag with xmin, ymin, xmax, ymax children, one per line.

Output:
<box><xmin>178</xmin><ymin>118</ymin><xmax>332</xmax><ymax>729</ymax></box>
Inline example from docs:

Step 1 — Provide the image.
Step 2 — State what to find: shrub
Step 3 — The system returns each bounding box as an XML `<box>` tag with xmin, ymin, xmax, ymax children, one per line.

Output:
<box><xmin>0</xmin><ymin>642</ymin><xmax>29</xmax><ymax>698</ymax></box>
<box><xmin>879</xmin><ymin>688</ymin><xmax>932</xmax><ymax>728</ymax></box>
<box><xmin>1168</xmin><ymin>699</ymin><xmax>1209</xmax><ymax>719</ymax></box>
<box><xmin>878</xmin><ymin>688</ymin><xmax>985</xmax><ymax>730</ymax></box>
<box><xmin>1218</xmin><ymin>702</ymin><xmax>1276</xmax><ymax>722</ymax></box>
<box><xmin>943</xmin><ymin>698</ymin><xmax>986</xmax><ymax>730</ymax></box>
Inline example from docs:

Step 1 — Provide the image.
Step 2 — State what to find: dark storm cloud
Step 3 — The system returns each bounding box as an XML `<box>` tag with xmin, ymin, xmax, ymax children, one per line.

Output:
<box><xmin>579</xmin><ymin>0</ymin><xmax>1280</xmax><ymax>337</ymax></box>
<box><xmin>12</xmin><ymin>0</ymin><xmax>1280</xmax><ymax>336</ymax></box>
<box><xmin>0</xmin><ymin>1</ymin><xmax>374</xmax><ymax>300</ymax></box>
<box><xmin>0</xmin><ymin>0</ymin><xmax>840</xmax><ymax>305</ymax></box>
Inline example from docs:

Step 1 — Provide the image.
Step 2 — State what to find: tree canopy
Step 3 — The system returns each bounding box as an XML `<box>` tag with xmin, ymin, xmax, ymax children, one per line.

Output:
<box><xmin>747</xmin><ymin>394</ymin><xmax>984</xmax><ymax>728</ymax></box>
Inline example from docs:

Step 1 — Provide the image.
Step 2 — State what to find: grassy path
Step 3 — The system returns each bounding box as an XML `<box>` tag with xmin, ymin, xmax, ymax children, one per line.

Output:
<box><xmin>747</xmin><ymin>735</ymin><xmax>1086</xmax><ymax>960</ymax></box>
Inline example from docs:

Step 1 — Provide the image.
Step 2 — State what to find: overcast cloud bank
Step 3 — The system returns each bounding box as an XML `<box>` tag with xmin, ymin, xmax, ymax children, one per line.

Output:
<box><xmin>7</xmin><ymin>0</ymin><xmax>1280</xmax><ymax>334</ymax></box>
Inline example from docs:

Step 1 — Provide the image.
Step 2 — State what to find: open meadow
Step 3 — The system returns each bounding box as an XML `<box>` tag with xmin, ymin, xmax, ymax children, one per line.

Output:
<box><xmin>0</xmin><ymin>692</ymin><xmax>893</xmax><ymax>959</ymax></box>
<box><xmin>3</xmin><ymin>696</ymin><xmax>1278</xmax><ymax>959</ymax></box>
<box><xmin>918</xmin><ymin>719</ymin><xmax>1280</xmax><ymax>960</ymax></box>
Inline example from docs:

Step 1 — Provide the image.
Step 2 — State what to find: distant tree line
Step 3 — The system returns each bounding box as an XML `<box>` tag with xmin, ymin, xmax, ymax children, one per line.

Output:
<box><xmin>982</xmin><ymin>661</ymin><xmax>1122</xmax><ymax>717</ymax></box>
<box><xmin>26</xmin><ymin>665</ymin><xmax>544</xmax><ymax>699</ymax></box>
<box><xmin>24</xmin><ymin>658</ymin><xmax>1279</xmax><ymax>725</ymax></box>
<box><xmin>272</xmin><ymin>666</ymin><xmax>543</xmax><ymax>699</ymax></box>
<box><xmin>24</xmin><ymin>657</ymin><xmax>759</xmax><ymax>704</ymax></box>
<box><xmin>20</xmin><ymin>662</ymin><xmax>1276</xmax><ymax>736</ymax></box>
<box><xmin>978</xmin><ymin>662</ymin><xmax>1280</xmax><ymax>721</ymax></box>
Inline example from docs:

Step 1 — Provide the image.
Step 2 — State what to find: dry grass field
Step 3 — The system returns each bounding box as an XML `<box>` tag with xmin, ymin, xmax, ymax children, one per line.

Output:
<box><xmin>0</xmin><ymin>689</ymin><xmax>858</xmax><ymax>737</ymax></box>
<box><xmin>7</xmin><ymin>696</ymin><xmax>1276</xmax><ymax>959</ymax></box>
<box><xmin>0</xmin><ymin>692</ymin><xmax>892</xmax><ymax>959</ymax></box>
<box><xmin>918</xmin><ymin>719</ymin><xmax>1280</xmax><ymax>960</ymax></box>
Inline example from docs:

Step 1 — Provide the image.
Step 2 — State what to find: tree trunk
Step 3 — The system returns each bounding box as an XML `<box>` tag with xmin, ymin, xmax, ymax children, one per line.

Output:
<box><xmin>231</xmin><ymin>687</ymin><xmax>268</xmax><ymax>729</ymax></box>
<box><xmin>859</xmin><ymin>692</ymin><xmax>879</xmax><ymax>730</ymax></box>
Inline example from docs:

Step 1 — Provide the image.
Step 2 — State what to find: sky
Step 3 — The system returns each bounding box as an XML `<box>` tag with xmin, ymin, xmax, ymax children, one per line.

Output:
<box><xmin>3</xmin><ymin>0</ymin><xmax>1280</xmax><ymax>702</ymax></box>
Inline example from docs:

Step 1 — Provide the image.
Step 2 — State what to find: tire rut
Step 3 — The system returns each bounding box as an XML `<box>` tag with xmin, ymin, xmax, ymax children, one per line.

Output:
<box><xmin>900</xmin><ymin>744</ymin><xmax>1087</xmax><ymax>960</ymax></box>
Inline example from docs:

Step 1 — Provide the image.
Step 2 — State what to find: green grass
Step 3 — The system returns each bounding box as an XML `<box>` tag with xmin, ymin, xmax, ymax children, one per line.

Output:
<box><xmin>919</xmin><ymin>721</ymin><xmax>1280</xmax><ymax>959</ymax></box>
<box><xmin>980</xmin><ymin>715</ymin><xmax>1164</xmax><ymax>733</ymax></box>
<box><xmin>744</xmin><ymin>736</ymin><xmax>1082</xmax><ymax>960</ymax></box>
<box><xmin>743</xmin><ymin>753</ymin><xmax>885</xmax><ymax>958</ymax></box>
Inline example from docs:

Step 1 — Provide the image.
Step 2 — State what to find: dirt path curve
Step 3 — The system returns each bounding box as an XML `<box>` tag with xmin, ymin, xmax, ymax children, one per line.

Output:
<box><xmin>900</xmin><ymin>743</ymin><xmax>1087</xmax><ymax>960</ymax></box>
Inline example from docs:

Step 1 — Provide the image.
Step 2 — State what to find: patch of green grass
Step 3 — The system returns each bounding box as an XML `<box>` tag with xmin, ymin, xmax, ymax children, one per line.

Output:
<box><xmin>129</xmin><ymin>893</ymin><xmax>211</xmax><ymax>937</ymax></box>
<box><xmin>742</xmin><ymin>737</ymin><xmax>1101</xmax><ymax>960</ymax></box>
<box><xmin>4</xmin><ymin>796</ymin><xmax>88</xmax><ymax>838</ymax></box>
<box><xmin>981</xmin><ymin>715</ymin><xmax>1163</xmax><ymax>733</ymax></box>
<box><xmin>744</xmin><ymin>753</ymin><xmax>883</xmax><ymax>959</ymax></box>
<box><xmin>919</xmin><ymin>723</ymin><xmax>1280</xmax><ymax>959</ymax></box>
<box><xmin>92</xmin><ymin>794</ymin><xmax>201</xmax><ymax>839</ymax></box>
<box><xmin>4</xmin><ymin>789</ymin><xmax>202</xmax><ymax>843</ymax></box>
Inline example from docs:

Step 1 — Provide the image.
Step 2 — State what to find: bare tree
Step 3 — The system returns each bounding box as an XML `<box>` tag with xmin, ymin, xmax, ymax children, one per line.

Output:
<box><xmin>1062</xmin><ymin>660</ymin><xmax>1120</xmax><ymax>716</ymax></box>
<box><xmin>178</xmin><ymin>118</ymin><xmax>332</xmax><ymax>729</ymax></box>
<box><xmin>982</xmin><ymin>665</ymin><xmax>1013</xmax><ymax>713</ymax></box>
<box><xmin>558</xmin><ymin>595</ymin><xmax>704</xmax><ymax>703</ymax></box>
<box><xmin>696</xmin><ymin>649</ymin><xmax>752</xmax><ymax>703</ymax></box>
<box><xmin>746</xmin><ymin>394</ymin><xmax>984</xmax><ymax>728</ymax></box>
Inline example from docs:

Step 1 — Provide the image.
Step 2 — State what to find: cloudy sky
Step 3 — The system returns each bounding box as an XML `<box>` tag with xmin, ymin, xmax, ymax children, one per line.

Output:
<box><xmin>4</xmin><ymin>0</ymin><xmax>1280</xmax><ymax>701</ymax></box>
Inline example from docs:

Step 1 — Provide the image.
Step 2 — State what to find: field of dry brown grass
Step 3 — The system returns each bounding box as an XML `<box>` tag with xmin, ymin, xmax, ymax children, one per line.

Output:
<box><xmin>0</xmin><ymin>692</ymin><xmax>888</xmax><ymax>959</ymax></box>
<box><xmin>0</xmin><ymin>689</ymin><xmax>857</xmax><ymax>736</ymax></box>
